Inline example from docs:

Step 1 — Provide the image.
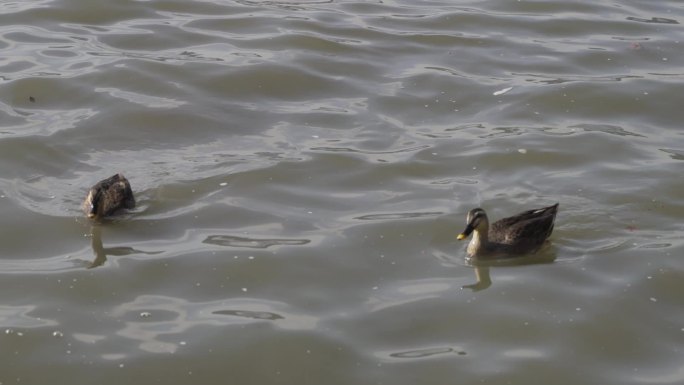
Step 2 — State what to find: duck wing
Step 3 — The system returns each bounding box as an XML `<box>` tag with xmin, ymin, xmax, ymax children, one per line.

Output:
<box><xmin>490</xmin><ymin>203</ymin><xmax>558</xmax><ymax>245</ymax></box>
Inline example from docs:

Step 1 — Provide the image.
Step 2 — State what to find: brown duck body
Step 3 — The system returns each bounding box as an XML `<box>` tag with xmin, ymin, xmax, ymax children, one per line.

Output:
<box><xmin>82</xmin><ymin>174</ymin><xmax>135</xmax><ymax>219</ymax></box>
<box><xmin>457</xmin><ymin>203</ymin><xmax>558</xmax><ymax>258</ymax></box>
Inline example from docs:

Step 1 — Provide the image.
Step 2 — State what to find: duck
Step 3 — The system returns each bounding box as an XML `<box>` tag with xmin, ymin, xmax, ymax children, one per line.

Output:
<box><xmin>456</xmin><ymin>203</ymin><xmax>558</xmax><ymax>258</ymax></box>
<box><xmin>82</xmin><ymin>173</ymin><xmax>135</xmax><ymax>219</ymax></box>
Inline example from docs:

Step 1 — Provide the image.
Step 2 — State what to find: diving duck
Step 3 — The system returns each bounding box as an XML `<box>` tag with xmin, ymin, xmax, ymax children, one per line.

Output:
<box><xmin>82</xmin><ymin>174</ymin><xmax>135</xmax><ymax>219</ymax></box>
<box><xmin>456</xmin><ymin>203</ymin><xmax>558</xmax><ymax>258</ymax></box>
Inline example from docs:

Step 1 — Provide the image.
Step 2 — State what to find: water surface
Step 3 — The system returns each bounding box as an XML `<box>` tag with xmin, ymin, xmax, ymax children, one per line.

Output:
<box><xmin>0</xmin><ymin>1</ymin><xmax>683</xmax><ymax>384</ymax></box>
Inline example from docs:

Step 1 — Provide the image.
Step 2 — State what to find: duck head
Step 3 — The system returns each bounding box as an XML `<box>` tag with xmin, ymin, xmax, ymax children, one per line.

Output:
<box><xmin>457</xmin><ymin>208</ymin><xmax>489</xmax><ymax>240</ymax></box>
<box><xmin>83</xmin><ymin>187</ymin><xmax>102</xmax><ymax>219</ymax></box>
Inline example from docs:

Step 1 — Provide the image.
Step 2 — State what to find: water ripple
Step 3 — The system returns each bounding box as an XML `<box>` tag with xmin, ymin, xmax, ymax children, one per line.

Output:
<box><xmin>0</xmin><ymin>0</ymin><xmax>682</xmax><ymax>382</ymax></box>
<box><xmin>111</xmin><ymin>295</ymin><xmax>318</xmax><ymax>354</ymax></box>
<box><xmin>203</xmin><ymin>234</ymin><xmax>310</xmax><ymax>249</ymax></box>
<box><xmin>212</xmin><ymin>309</ymin><xmax>284</xmax><ymax>320</ymax></box>
<box><xmin>94</xmin><ymin>88</ymin><xmax>186</xmax><ymax>108</ymax></box>
<box><xmin>310</xmin><ymin>144</ymin><xmax>430</xmax><ymax>155</ymax></box>
<box><xmin>659</xmin><ymin>148</ymin><xmax>684</xmax><ymax>161</ymax></box>
<box><xmin>386</xmin><ymin>347</ymin><xmax>467</xmax><ymax>360</ymax></box>
<box><xmin>626</xmin><ymin>17</ymin><xmax>679</xmax><ymax>24</ymax></box>
<box><xmin>0</xmin><ymin>305</ymin><xmax>57</xmax><ymax>328</ymax></box>
<box><xmin>353</xmin><ymin>211</ymin><xmax>442</xmax><ymax>221</ymax></box>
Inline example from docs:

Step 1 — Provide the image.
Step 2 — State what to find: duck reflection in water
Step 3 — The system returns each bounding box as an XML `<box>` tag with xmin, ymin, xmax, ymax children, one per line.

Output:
<box><xmin>462</xmin><ymin>265</ymin><xmax>492</xmax><ymax>292</ymax></box>
<box><xmin>85</xmin><ymin>226</ymin><xmax>162</xmax><ymax>268</ymax></box>
<box><xmin>460</xmin><ymin>253</ymin><xmax>556</xmax><ymax>292</ymax></box>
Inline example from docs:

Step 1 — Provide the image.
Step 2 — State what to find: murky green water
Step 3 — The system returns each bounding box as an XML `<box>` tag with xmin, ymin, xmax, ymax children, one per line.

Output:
<box><xmin>1</xmin><ymin>1</ymin><xmax>683</xmax><ymax>384</ymax></box>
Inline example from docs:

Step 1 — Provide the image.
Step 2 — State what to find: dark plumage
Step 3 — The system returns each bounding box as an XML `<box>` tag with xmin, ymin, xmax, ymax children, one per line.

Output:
<box><xmin>82</xmin><ymin>174</ymin><xmax>135</xmax><ymax>219</ymax></box>
<box><xmin>457</xmin><ymin>203</ymin><xmax>558</xmax><ymax>258</ymax></box>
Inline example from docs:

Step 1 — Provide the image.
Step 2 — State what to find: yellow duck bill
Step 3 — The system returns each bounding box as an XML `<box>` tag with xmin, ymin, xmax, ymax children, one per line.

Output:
<box><xmin>457</xmin><ymin>223</ymin><xmax>475</xmax><ymax>240</ymax></box>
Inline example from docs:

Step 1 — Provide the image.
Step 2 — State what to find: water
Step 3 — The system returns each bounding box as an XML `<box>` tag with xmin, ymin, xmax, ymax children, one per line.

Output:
<box><xmin>1</xmin><ymin>0</ymin><xmax>683</xmax><ymax>383</ymax></box>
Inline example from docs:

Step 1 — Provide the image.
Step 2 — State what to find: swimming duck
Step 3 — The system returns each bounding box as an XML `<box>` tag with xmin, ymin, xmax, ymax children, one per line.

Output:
<box><xmin>456</xmin><ymin>203</ymin><xmax>558</xmax><ymax>258</ymax></box>
<box><xmin>82</xmin><ymin>174</ymin><xmax>135</xmax><ymax>219</ymax></box>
